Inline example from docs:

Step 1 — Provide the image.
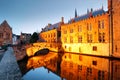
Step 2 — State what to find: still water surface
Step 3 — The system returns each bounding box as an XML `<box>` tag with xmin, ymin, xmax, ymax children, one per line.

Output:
<box><xmin>18</xmin><ymin>52</ymin><xmax>120</xmax><ymax>80</ymax></box>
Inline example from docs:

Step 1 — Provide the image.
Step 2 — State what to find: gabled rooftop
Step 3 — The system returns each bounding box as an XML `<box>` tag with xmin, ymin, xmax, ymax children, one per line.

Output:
<box><xmin>41</xmin><ymin>22</ymin><xmax>61</xmax><ymax>32</ymax></box>
<box><xmin>68</xmin><ymin>8</ymin><xmax>106</xmax><ymax>23</ymax></box>
<box><xmin>0</xmin><ymin>20</ymin><xmax>12</xmax><ymax>29</ymax></box>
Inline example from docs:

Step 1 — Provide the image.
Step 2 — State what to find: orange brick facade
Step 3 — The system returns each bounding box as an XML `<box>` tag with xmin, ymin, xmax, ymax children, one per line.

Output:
<box><xmin>61</xmin><ymin>11</ymin><xmax>110</xmax><ymax>56</ymax></box>
<box><xmin>110</xmin><ymin>0</ymin><xmax>120</xmax><ymax>57</ymax></box>
<box><xmin>0</xmin><ymin>20</ymin><xmax>12</xmax><ymax>46</ymax></box>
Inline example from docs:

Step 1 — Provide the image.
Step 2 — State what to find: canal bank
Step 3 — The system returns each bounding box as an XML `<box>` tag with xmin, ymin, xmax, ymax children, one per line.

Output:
<box><xmin>0</xmin><ymin>47</ymin><xmax>22</xmax><ymax>80</ymax></box>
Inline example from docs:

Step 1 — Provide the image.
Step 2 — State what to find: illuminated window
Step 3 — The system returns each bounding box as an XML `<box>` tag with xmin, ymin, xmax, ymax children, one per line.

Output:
<box><xmin>87</xmin><ymin>23</ymin><xmax>92</xmax><ymax>31</ymax></box>
<box><xmin>78</xmin><ymin>25</ymin><xmax>82</xmax><ymax>32</ymax></box>
<box><xmin>64</xmin><ymin>30</ymin><xmax>67</xmax><ymax>34</ymax></box>
<box><xmin>102</xmin><ymin>20</ymin><xmax>104</xmax><ymax>29</ymax></box>
<box><xmin>64</xmin><ymin>37</ymin><xmax>67</xmax><ymax>43</ymax></box>
<box><xmin>70</xmin><ymin>36</ymin><xmax>73</xmax><ymax>43</ymax></box>
<box><xmin>69</xmin><ymin>47</ymin><xmax>71</xmax><ymax>51</ymax></box>
<box><xmin>70</xmin><ymin>28</ymin><xmax>73</xmax><ymax>33</ymax></box>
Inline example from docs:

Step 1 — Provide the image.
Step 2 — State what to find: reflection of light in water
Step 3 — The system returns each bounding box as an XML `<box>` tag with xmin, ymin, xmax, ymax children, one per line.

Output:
<box><xmin>22</xmin><ymin>52</ymin><xmax>120</xmax><ymax>80</ymax></box>
<box><xmin>27</xmin><ymin>52</ymin><xmax>58</xmax><ymax>69</ymax></box>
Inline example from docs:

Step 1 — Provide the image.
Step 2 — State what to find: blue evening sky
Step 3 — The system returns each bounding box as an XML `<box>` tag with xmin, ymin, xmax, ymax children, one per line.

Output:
<box><xmin>0</xmin><ymin>0</ymin><xmax>107</xmax><ymax>35</ymax></box>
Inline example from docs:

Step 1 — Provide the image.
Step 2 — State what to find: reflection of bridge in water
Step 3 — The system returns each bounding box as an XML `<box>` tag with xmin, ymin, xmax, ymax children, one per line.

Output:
<box><xmin>20</xmin><ymin>52</ymin><xmax>120</xmax><ymax>80</ymax></box>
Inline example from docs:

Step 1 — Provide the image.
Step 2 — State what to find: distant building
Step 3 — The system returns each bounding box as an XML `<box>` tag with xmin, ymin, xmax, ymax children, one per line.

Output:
<box><xmin>39</xmin><ymin>17</ymin><xmax>64</xmax><ymax>51</ymax></box>
<box><xmin>0</xmin><ymin>20</ymin><xmax>12</xmax><ymax>46</ymax></box>
<box><xmin>20</xmin><ymin>32</ymin><xmax>31</xmax><ymax>44</ymax></box>
<box><xmin>12</xmin><ymin>34</ymin><xmax>20</xmax><ymax>45</ymax></box>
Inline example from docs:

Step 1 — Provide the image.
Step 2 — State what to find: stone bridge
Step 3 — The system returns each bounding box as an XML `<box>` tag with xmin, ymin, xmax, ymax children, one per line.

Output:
<box><xmin>26</xmin><ymin>42</ymin><xmax>62</xmax><ymax>57</ymax></box>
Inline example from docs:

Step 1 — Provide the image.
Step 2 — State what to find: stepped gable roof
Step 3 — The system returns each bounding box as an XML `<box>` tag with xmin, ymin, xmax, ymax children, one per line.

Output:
<box><xmin>42</xmin><ymin>22</ymin><xmax>61</xmax><ymax>32</ymax></box>
<box><xmin>68</xmin><ymin>8</ymin><xmax>106</xmax><ymax>23</ymax></box>
<box><xmin>0</xmin><ymin>20</ymin><xmax>12</xmax><ymax>29</ymax></box>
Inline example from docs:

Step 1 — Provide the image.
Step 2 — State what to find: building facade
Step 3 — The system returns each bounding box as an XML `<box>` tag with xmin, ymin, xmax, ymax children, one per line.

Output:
<box><xmin>0</xmin><ymin>20</ymin><xmax>12</xmax><ymax>46</ymax></box>
<box><xmin>61</xmin><ymin>0</ymin><xmax>120</xmax><ymax>57</ymax></box>
<box><xmin>61</xmin><ymin>8</ymin><xmax>110</xmax><ymax>56</ymax></box>
<box><xmin>20</xmin><ymin>32</ymin><xmax>31</xmax><ymax>44</ymax></box>
<box><xmin>39</xmin><ymin>17</ymin><xmax>64</xmax><ymax>52</ymax></box>
<box><xmin>31</xmin><ymin>0</ymin><xmax>120</xmax><ymax>57</ymax></box>
<box><xmin>109</xmin><ymin>0</ymin><xmax>120</xmax><ymax>57</ymax></box>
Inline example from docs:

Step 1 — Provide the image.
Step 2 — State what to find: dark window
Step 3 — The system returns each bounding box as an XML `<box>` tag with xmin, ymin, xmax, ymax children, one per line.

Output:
<box><xmin>78</xmin><ymin>35</ymin><xmax>82</xmax><ymax>43</ymax></box>
<box><xmin>99</xmin><ymin>33</ymin><xmax>105</xmax><ymax>43</ymax></box>
<box><xmin>93</xmin><ymin>46</ymin><xmax>97</xmax><ymax>51</ymax></box>
<box><xmin>92</xmin><ymin>61</ymin><xmax>97</xmax><ymax>66</ymax></box>
<box><xmin>65</xmin><ymin>45</ymin><xmax>67</xmax><ymax>49</ymax></box>
<box><xmin>78</xmin><ymin>65</ymin><xmax>82</xmax><ymax>71</ymax></box>
<box><xmin>87</xmin><ymin>34</ymin><xmax>92</xmax><ymax>43</ymax></box>
<box><xmin>79</xmin><ymin>55</ymin><xmax>82</xmax><ymax>61</ymax></box>
<box><xmin>98</xmin><ymin>21</ymin><xmax>101</xmax><ymax>29</ymax></box>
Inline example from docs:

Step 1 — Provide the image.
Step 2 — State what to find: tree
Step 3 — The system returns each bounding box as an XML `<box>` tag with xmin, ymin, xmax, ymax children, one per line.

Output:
<box><xmin>30</xmin><ymin>32</ymin><xmax>39</xmax><ymax>43</ymax></box>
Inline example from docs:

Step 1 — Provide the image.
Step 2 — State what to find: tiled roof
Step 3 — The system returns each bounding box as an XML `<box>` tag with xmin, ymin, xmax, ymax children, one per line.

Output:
<box><xmin>0</xmin><ymin>20</ymin><xmax>12</xmax><ymax>29</ymax></box>
<box><xmin>68</xmin><ymin>8</ymin><xmax>106</xmax><ymax>23</ymax></box>
<box><xmin>42</xmin><ymin>22</ymin><xmax>61</xmax><ymax>32</ymax></box>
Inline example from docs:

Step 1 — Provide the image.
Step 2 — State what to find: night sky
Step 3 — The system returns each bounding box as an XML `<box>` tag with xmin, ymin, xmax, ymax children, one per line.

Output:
<box><xmin>0</xmin><ymin>0</ymin><xmax>107</xmax><ymax>35</ymax></box>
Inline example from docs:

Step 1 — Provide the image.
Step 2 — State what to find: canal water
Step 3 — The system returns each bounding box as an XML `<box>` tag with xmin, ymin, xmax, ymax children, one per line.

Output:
<box><xmin>18</xmin><ymin>52</ymin><xmax>120</xmax><ymax>80</ymax></box>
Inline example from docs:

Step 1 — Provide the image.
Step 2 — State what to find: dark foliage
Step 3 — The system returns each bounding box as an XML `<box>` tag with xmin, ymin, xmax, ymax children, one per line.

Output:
<box><xmin>30</xmin><ymin>32</ymin><xmax>39</xmax><ymax>43</ymax></box>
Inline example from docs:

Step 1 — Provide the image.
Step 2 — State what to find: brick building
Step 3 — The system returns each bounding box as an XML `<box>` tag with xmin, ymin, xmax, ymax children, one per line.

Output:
<box><xmin>61</xmin><ymin>0</ymin><xmax>120</xmax><ymax>57</ymax></box>
<box><xmin>0</xmin><ymin>20</ymin><xmax>12</xmax><ymax>46</ymax></box>
<box><xmin>38</xmin><ymin>0</ymin><xmax>120</xmax><ymax>57</ymax></box>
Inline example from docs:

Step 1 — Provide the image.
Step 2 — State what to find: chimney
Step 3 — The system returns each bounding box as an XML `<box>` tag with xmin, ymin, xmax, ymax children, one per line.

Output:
<box><xmin>61</xmin><ymin>17</ymin><xmax>64</xmax><ymax>23</ymax></box>
<box><xmin>91</xmin><ymin>8</ymin><xmax>93</xmax><ymax>13</ymax></box>
<box><xmin>48</xmin><ymin>23</ymin><xmax>51</xmax><ymax>28</ymax></box>
<box><xmin>87</xmin><ymin>9</ymin><xmax>89</xmax><ymax>14</ymax></box>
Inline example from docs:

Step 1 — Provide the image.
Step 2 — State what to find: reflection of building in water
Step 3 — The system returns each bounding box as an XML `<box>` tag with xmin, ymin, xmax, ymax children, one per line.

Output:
<box><xmin>112</xmin><ymin>60</ymin><xmax>120</xmax><ymax>80</ymax></box>
<box><xmin>26</xmin><ymin>52</ymin><xmax>58</xmax><ymax>69</ymax></box>
<box><xmin>24</xmin><ymin>52</ymin><xmax>120</xmax><ymax>80</ymax></box>
<box><xmin>61</xmin><ymin>53</ymin><xmax>111</xmax><ymax>80</ymax></box>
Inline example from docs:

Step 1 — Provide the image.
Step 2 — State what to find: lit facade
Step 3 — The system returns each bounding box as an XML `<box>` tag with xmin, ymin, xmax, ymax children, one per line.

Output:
<box><xmin>61</xmin><ymin>8</ymin><xmax>110</xmax><ymax>56</ymax></box>
<box><xmin>61</xmin><ymin>0</ymin><xmax>120</xmax><ymax>57</ymax></box>
<box><xmin>27</xmin><ymin>0</ymin><xmax>120</xmax><ymax>57</ymax></box>
<box><xmin>61</xmin><ymin>53</ymin><xmax>110</xmax><ymax>80</ymax></box>
<box><xmin>39</xmin><ymin>18</ymin><xmax>64</xmax><ymax>52</ymax></box>
<box><xmin>0</xmin><ymin>20</ymin><xmax>12</xmax><ymax>45</ymax></box>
